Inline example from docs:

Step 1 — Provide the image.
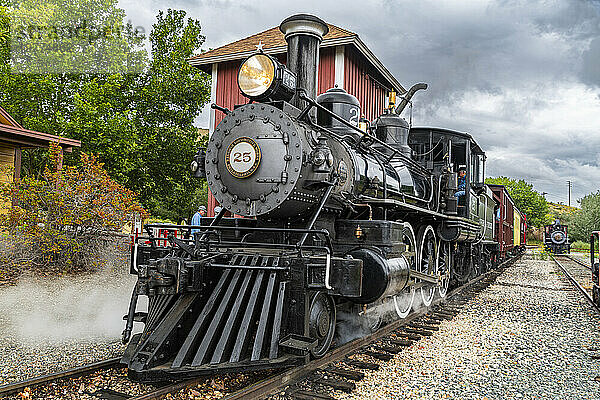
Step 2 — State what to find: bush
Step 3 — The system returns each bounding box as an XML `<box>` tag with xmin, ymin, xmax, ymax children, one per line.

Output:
<box><xmin>571</xmin><ymin>240</ymin><xmax>590</xmax><ymax>252</ymax></box>
<box><xmin>0</xmin><ymin>144</ymin><xmax>146</xmax><ymax>281</ymax></box>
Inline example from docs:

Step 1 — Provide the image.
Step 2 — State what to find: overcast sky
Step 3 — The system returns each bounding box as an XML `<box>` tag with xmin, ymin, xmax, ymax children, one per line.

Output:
<box><xmin>119</xmin><ymin>0</ymin><xmax>600</xmax><ymax>204</ymax></box>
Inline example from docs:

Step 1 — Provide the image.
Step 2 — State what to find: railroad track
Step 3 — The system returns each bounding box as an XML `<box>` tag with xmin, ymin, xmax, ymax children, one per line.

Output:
<box><xmin>1</xmin><ymin>255</ymin><xmax>521</xmax><ymax>400</ymax></box>
<box><xmin>222</xmin><ymin>254</ymin><xmax>522</xmax><ymax>400</ymax></box>
<box><xmin>552</xmin><ymin>255</ymin><xmax>599</xmax><ymax>313</ymax></box>
<box><xmin>0</xmin><ymin>358</ymin><xmax>121</xmax><ymax>397</ymax></box>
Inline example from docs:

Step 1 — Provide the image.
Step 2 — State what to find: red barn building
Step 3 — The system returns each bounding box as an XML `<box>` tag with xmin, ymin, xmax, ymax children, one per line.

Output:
<box><xmin>189</xmin><ymin>23</ymin><xmax>405</xmax><ymax>215</ymax></box>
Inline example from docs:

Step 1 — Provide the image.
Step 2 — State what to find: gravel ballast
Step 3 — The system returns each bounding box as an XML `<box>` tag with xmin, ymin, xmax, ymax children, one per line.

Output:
<box><xmin>0</xmin><ymin>271</ymin><xmax>138</xmax><ymax>386</ymax></box>
<box><xmin>337</xmin><ymin>254</ymin><xmax>600</xmax><ymax>400</ymax></box>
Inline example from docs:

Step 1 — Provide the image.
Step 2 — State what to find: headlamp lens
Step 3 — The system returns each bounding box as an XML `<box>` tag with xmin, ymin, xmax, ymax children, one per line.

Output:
<box><xmin>238</xmin><ymin>54</ymin><xmax>275</xmax><ymax>97</ymax></box>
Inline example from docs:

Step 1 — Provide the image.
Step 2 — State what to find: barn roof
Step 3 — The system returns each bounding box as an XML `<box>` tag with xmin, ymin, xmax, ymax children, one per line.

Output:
<box><xmin>189</xmin><ymin>23</ymin><xmax>405</xmax><ymax>93</ymax></box>
<box><xmin>0</xmin><ymin>106</ymin><xmax>81</xmax><ymax>151</ymax></box>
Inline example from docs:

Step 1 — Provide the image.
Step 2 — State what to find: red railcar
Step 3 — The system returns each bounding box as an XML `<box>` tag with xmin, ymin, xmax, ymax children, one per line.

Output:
<box><xmin>488</xmin><ymin>184</ymin><xmax>525</xmax><ymax>259</ymax></box>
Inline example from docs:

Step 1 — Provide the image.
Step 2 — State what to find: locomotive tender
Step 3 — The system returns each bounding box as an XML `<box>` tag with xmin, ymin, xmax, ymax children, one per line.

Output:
<box><xmin>121</xmin><ymin>14</ymin><xmax>521</xmax><ymax>382</ymax></box>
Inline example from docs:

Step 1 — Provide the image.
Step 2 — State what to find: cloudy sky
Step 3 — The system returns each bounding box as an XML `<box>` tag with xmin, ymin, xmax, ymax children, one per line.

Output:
<box><xmin>119</xmin><ymin>0</ymin><xmax>600</xmax><ymax>204</ymax></box>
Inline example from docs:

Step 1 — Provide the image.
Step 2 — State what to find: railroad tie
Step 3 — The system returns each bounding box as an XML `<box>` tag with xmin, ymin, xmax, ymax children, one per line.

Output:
<box><xmin>403</xmin><ymin>327</ymin><xmax>434</xmax><ymax>336</ymax></box>
<box><xmin>390</xmin><ymin>338</ymin><xmax>413</xmax><ymax>347</ymax></box>
<box><xmin>291</xmin><ymin>390</ymin><xmax>335</xmax><ymax>400</ymax></box>
<box><xmin>430</xmin><ymin>312</ymin><xmax>454</xmax><ymax>320</ymax></box>
<box><xmin>84</xmin><ymin>389</ymin><xmax>129</xmax><ymax>400</ymax></box>
<box><xmin>395</xmin><ymin>332</ymin><xmax>421</xmax><ymax>341</ymax></box>
<box><xmin>409</xmin><ymin>323</ymin><xmax>439</xmax><ymax>331</ymax></box>
<box><xmin>375</xmin><ymin>345</ymin><xmax>402</xmax><ymax>354</ymax></box>
<box><xmin>315</xmin><ymin>377</ymin><xmax>356</xmax><ymax>393</ymax></box>
<box><xmin>328</xmin><ymin>367</ymin><xmax>365</xmax><ymax>381</ymax></box>
<box><xmin>343</xmin><ymin>359</ymin><xmax>380</xmax><ymax>370</ymax></box>
<box><xmin>363</xmin><ymin>350</ymin><xmax>394</xmax><ymax>361</ymax></box>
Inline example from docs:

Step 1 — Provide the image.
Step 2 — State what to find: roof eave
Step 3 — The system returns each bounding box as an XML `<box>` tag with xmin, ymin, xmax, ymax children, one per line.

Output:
<box><xmin>188</xmin><ymin>36</ymin><xmax>405</xmax><ymax>93</ymax></box>
<box><xmin>0</xmin><ymin>125</ymin><xmax>82</xmax><ymax>149</ymax></box>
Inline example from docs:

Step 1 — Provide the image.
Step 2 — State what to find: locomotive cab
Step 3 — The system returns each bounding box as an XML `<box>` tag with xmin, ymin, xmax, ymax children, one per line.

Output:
<box><xmin>409</xmin><ymin>128</ymin><xmax>493</xmax><ymax>227</ymax></box>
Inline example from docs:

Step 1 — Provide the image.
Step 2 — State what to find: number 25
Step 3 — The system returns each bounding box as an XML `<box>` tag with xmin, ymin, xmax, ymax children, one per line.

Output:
<box><xmin>233</xmin><ymin>152</ymin><xmax>251</xmax><ymax>163</ymax></box>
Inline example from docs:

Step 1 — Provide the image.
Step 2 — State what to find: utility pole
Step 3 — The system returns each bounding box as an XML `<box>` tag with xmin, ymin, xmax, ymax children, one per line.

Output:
<box><xmin>567</xmin><ymin>180</ymin><xmax>572</xmax><ymax>207</ymax></box>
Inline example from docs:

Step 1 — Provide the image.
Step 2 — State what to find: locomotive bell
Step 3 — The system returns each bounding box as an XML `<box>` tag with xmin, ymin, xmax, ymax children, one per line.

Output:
<box><xmin>317</xmin><ymin>87</ymin><xmax>360</xmax><ymax>132</ymax></box>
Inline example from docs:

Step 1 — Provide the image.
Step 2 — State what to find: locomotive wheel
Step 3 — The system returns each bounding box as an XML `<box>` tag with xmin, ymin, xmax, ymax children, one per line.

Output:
<box><xmin>437</xmin><ymin>240</ymin><xmax>451</xmax><ymax>298</ymax></box>
<box><xmin>393</xmin><ymin>222</ymin><xmax>416</xmax><ymax>318</ymax></box>
<box><xmin>417</xmin><ymin>225</ymin><xmax>437</xmax><ymax>307</ymax></box>
<box><xmin>309</xmin><ymin>291</ymin><xmax>336</xmax><ymax>358</ymax></box>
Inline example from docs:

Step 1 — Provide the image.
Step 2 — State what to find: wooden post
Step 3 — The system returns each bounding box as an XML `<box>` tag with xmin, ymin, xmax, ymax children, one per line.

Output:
<box><xmin>13</xmin><ymin>146</ymin><xmax>21</xmax><ymax>181</ymax></box>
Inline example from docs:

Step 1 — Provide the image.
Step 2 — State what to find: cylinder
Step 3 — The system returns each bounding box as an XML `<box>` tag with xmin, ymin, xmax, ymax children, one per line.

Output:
<box><xmin>280</xmin><ymin>14</ymin><xmax>329</xmax><ymax>114</ymax></box>
<box><xmin>348</xmin><ymin>248</ymin><xmax>410</xmax><ymax>304</ymax></box>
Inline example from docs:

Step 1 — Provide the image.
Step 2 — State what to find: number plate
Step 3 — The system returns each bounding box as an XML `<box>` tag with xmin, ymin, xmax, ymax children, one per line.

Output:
<box><xmin>225</xmin><ymin>137</ymin><xmax>261</xmax><ymax>178</ymax></box>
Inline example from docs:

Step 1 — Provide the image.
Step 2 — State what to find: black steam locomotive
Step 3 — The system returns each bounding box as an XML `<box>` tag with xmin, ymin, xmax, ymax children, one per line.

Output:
<box><xmin>121</xmin><ymin>14</ymin><xmax>504</xmax><ymax>382</ymax></box>
<box><xmin>544</xmin><ymin>220</ymin><xmax>570</xmax><ymax>254</ymax></box>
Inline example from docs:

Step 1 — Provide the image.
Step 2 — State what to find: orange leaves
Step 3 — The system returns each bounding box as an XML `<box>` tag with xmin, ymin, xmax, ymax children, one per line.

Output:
<box><xmin>0</xmin><ymin>144</ymin><xmax>147</xmax><ymax>274</ymax></box>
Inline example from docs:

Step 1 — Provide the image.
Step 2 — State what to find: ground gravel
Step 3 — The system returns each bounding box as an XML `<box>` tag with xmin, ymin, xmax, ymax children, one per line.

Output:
<box><xmin>0</xmin><ymin>270</ymin><xmax>138</xmax><ymax>386</ymax></box>
<box><xmin>336</xmin><ymin>253</ymin><xmax>600</xmax><ymax>400</ymax></box>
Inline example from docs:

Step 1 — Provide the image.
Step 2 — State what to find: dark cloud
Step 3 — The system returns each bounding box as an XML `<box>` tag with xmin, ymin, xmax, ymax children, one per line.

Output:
<box><xmin>118</xmin><ymin>0</ymin><xmax>600</xmax><ymax>202</ymax></box>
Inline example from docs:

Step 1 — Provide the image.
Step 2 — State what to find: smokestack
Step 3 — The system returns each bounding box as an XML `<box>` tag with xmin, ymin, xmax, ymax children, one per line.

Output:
<box><xmin>280</xmin><ymin>14</ymin><xmax>329</xmax><ymax>112</ymax></box>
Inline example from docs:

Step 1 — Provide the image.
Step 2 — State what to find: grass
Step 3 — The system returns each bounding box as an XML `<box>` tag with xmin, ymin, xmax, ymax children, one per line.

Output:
<box><xmin>571</xmin><ymin>240</ymin><xmax>591</xmax><ymax>252</ymax></box>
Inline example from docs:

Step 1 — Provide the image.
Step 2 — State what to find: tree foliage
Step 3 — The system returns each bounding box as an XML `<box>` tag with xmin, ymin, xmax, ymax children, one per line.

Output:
<box><xmin>569</xmin><ymin>191</ymin><xmax>600</xmax><ymax>242</ymax></box>
<box><xmin>0</xmin><ymin>144</ymin><xmax>146</xmax><ymax>279</ymax></box>
<box><xmin>485</xmin><ymin>176</ymin><xmax>550</xmax><ymax>228</ymax></box>
<box><xmin>0</xmin><ymin>4</ymin><xmax>210</xmax><ymax>221</ymax></box>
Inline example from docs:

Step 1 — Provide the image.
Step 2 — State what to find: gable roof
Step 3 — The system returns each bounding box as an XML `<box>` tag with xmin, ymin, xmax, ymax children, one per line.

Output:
<box><xmin>0</xmin><ymin>107</ymin><xmax>22</xmax><ymax>129</ymax></box>
<box><xmin>189</xmin><ymin>23</ymin><xmax>405</xmax><ymax>93</ymax></box>
<box><xmin>190</xmin><ymin>24</ymin><xmax>355</xmax><ymax>63</ymax></box>
<box><xmin>0</xmin><ymin>106</ymin><xmax>81</xmax><ymax>151</ymax></box>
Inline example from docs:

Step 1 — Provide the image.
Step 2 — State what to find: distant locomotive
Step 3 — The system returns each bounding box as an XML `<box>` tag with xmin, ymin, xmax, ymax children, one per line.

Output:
<box><xmin>544</xmin><ymin>220</ymin><xmax>570</xmax><ymax>254</ymax></box>
<box><xmin>121</xmin><ymin>14</ymin><xmax>524</xmax><ymax>382</ymax></box>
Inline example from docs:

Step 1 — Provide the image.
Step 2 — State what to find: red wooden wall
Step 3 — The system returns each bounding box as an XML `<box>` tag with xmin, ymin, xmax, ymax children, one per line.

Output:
<box><xmin>344</xmin><ymin>47</ymin><xmax>387</xmax><ymax>122</ymax></box>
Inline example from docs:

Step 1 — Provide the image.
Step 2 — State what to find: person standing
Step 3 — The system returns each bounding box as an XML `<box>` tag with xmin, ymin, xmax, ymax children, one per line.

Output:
<box><xmin>190</xmin><ymin>205</ymin><xmax>206</xmax><ymax>234</ymax></box>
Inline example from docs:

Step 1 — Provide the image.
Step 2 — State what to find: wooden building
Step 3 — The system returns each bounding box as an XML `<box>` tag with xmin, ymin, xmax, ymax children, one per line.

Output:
<box><xmin>188</xmin><ymin>23</ymin><xmax>405</xmax><ymax>215</ymax></box>
<box><xmin>0</xmin><ymin>106</ymin><xmax>81</xmax><ymax>185</ymax></box>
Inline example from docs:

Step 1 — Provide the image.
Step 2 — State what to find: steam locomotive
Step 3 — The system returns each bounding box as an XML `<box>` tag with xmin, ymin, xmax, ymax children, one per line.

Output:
<box><xmin>121</xmin><ymin>14</ymin><xmax>520</xmax><ymax>382</ymax></box>
<box><xmin>544</xmin><ymin>220</ymin><xmax>570</xmax><ymax>254</ymax></box>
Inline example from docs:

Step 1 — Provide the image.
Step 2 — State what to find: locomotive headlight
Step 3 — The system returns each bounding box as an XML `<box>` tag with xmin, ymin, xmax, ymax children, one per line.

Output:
<box><xmin>238</xmin><ymin>53</ymin><xmax>296</xmax><ymax>102</ymax></box>
<box><xmin>238</xmin><ymin>54</ymin><xmax>275</xmax><ymax>97</ymax></box>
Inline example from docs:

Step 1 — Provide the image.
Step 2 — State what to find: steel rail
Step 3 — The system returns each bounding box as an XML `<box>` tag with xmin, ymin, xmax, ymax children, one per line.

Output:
<box><xmin>562</xmin><ymin>254</ymin><xmax>592</xmax><ymax>270</ymax></box>
<box><xmin>0</xmin><ymin>357</ymin><xmax>121</xmax><ymax>396</ymax></box>
<box><xmin>220</xmin><ymin>254</ymin><xmax>520</xmax><ymax>400</ymax></box>
<box><xmin>552</xmin><ymin>256</ymin><xmax>600</xmax><ymax>313</ymax></box>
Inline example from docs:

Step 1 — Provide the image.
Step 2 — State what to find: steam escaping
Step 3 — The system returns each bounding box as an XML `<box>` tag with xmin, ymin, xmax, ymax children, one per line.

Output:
<box><xmin>335</xmin><ymin>290</ymin><xmax>427</xmax><ymax>345</ymax></box>
<box><xmin>0</xmin><ymin>270</ymin><xmax>146</xmax><ymax>344</ymax></box>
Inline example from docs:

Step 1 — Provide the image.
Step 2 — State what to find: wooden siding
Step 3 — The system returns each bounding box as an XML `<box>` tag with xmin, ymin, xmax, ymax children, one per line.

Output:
<box><xmin>344</xmin><ymin>46</ymin><xmax>387</xmax><ymax>122</ymax></box>
<box><xmin>0</xmin><ymin>143</ymin><xmax>14</xmax><ymax>184</ymax></box>
<box><xmin>318</xmin><ymin>47</ymin><xmax>336</xmax><ymax>95</ymax></box>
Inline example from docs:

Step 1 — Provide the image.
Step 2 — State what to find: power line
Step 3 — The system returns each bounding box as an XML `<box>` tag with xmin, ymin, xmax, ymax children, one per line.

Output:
<box><xmin>567</xmin><ymin>180</ymin><xmax>572</xmax><ymax>207</ymax></box>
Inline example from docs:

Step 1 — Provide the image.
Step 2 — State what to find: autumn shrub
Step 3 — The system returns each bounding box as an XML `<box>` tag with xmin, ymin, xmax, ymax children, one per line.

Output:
<box><xmin>0</xmin><ymin>144</ymin><xmax>146</xmax><ymax>282</ymax></box>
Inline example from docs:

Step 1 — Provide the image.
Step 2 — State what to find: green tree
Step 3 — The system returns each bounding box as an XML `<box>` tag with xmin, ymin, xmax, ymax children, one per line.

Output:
<box><xmin>0</xmin><ymin>4</ymin><xmax>210</xmax><ymax>221</ymax></box>
<box><xmin>570</xmin><ymin>191</ymin><xmax>600</xmax><ymax>242</ymax></box>
<box><xmin>485</xmin><ymin>176</ymin><xmax>550</xmax><ymax>228</ymax></box>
